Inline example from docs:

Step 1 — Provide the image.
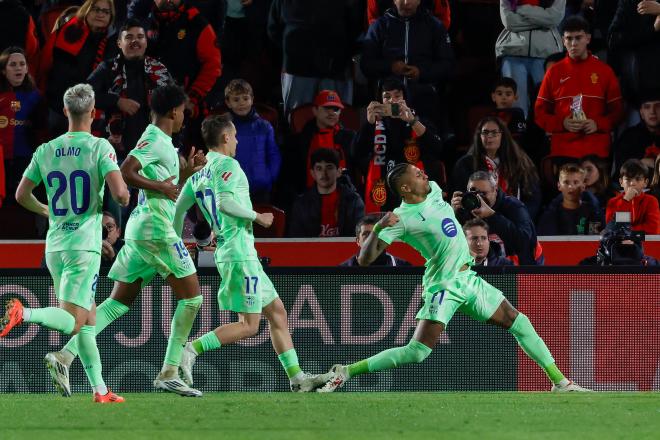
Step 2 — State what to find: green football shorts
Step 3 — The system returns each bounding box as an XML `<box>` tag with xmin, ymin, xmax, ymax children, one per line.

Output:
<box><xmin>416</xmin><ymin>269</ymin><xmax>506</xmax><ymax>326</ymax></box>
<box><xmin>108</xmin><ymin>239</ymin><xmax>196</xmax><ymax>286</ymax></box>
<box><xmin>46</xmin><ymin>251</ymin><xmax>101</xmax><ymax>310</ymax></box>
<box><xmin>216</xmin><ymin>260</ymin><xmax>278</xmax><ymax>313</ymax></box>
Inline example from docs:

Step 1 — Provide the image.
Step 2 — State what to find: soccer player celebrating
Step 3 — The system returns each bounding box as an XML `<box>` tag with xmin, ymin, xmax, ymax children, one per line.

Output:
<box><xmin>173</xmin><ymin>114</ymin><xmax>330</xmax><ymax>392</ymax></box>
<box><xmin>1</xmin><ymin>84</ymin><xmax>130</xmax><ymax>403</ymax></box>
<box><xmin>45</xmin><ymin>84</ymin><xmax>207</xmax><ymax>397</ymax></box>
<box><xmin>319</xmin><ymin>163</ymin><xmax>589</xmax><ymax>393</ymax></box>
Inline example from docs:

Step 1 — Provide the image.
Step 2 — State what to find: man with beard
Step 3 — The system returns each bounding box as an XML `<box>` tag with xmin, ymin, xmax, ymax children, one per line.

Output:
<box><xmin>87</xmin><ymin>18</ymin><xmax>173</xmax><ymax>159</ymax></box>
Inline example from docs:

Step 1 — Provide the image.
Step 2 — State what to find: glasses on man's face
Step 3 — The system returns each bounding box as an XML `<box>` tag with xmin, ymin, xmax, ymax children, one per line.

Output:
<box><xmin>104</xmin><ymin>223</ymin><xmax>116</xmax><ymax>231</ymax></box>
<box><xmin>480</xmin><ymin>129</ymin><xmax>502</xmax><ymax>137</ymax></box>
<box><xmin>91</xmin><ymin>6</ymin><xmax>112</xmax><ymax>15</ymax></box>
<box><xmin>468</xmin><ymin>187</ymin><xmax>488</xmax><ymax>197</ymax></box>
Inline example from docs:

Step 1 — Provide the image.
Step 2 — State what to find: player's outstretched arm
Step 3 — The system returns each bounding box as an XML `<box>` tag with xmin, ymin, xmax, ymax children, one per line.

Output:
<box><xmin>105</xmin><ymin>170</ymin><xmax>130</xmax><ymax>207</ymax></box>
<box><xmin>217</xmin><ymin>192</ymin><xmax>259</xmax><ymax>221</ymax></box>
<box><xmin>15</xmin><ymin>176</ymin><xmax>48</xmax><ymax>218</ymax></box>
<box><xmin>120</xmin><ymin>156</ymin><xmax>179</xmax><ymax>201</ymax></box>
<box><xmin>173</xmin><ymin>184</ymin><xmax>196</xmax><ymax>237</ymax></box>
<box><xmin>357</xmin><ymin>212</ymin><xmax>398</xmax><ymax>266</ymax></box>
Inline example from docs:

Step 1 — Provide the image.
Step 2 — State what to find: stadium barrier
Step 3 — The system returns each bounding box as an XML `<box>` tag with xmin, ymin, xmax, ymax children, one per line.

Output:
<box><xmin>0</xmin><ymin>267</ymin><xmax>658</xmax><ymax>393</ymax></box>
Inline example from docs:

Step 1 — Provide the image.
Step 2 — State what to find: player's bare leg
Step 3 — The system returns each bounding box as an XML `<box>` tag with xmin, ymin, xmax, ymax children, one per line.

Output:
<box><xmin>263</xmin><ymin>298</ymin><xmax>331</xmax><ymax>391</ymax></box>
<box><xmin>487</xmin><ymin>298</ymin><xmax>590</xmax><ymax>392</ymax></box>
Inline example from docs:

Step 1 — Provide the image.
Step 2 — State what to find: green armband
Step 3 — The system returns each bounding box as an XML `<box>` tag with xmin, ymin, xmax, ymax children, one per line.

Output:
<box><xmin>372</xmin><ymin>224</ymin><xmax>383</xmax><ymax>236</ymax></box>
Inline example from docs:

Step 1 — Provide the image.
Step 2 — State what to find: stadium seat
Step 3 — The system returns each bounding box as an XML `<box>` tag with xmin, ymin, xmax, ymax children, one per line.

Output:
<box><xmin>252</xmin><ymin>203</ymin><xmax>286</xmax><ymax>238</ymax></box>
<box><xmin>289</xmin><ymin>103</ymin><xmax>361</xmax><ymax>134</ymax></box>
<box><xmin>254</xmin><ymin>102</ymin><xmax>279</xmax><ymax>131</ymax></box>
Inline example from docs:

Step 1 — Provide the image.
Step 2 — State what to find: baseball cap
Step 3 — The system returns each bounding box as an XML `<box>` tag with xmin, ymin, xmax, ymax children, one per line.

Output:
<box><xmin>313</xmin><ymin>90</ymin><xmax>344</xmax><ymax>109</ymax></box>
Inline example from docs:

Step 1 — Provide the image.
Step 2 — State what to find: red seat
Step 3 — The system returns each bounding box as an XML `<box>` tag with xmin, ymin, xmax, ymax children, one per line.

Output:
<box><xmin>252</xmin><ymin>203</ymin><xmax>286</xmax><ymax>238</ymax></box>
<box><xmin>254</xmin><ymin>102</ymin><xmax>279</xmax><ymax>131</ymax></box>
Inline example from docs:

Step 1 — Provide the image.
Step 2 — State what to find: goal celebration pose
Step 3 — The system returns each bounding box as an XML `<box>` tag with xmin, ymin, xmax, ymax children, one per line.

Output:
<box><xmin>319</xmin><ymin>163</ymin><xmax>589</xmax><ymax>393</ymax></box>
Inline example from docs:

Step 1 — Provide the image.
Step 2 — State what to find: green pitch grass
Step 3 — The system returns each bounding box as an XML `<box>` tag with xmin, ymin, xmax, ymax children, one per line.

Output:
<box><xmin>1</xmin><ymin>392</ymin><xmax>658</xmax><ymax>440</ymax></box>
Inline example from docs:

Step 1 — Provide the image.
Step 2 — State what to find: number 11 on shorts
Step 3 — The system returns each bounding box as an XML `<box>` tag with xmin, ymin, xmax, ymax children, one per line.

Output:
<box><xmin>244</xmin><ymin>276</ymin><xmax>258</xmax><ymax>294</ymax></box>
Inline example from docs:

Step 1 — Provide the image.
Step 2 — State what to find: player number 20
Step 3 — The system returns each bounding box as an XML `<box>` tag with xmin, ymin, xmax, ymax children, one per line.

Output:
<box><xmin>46</xmin><ymin>170</ymin><xmax>91</xmax><ymax>216</ymax></box>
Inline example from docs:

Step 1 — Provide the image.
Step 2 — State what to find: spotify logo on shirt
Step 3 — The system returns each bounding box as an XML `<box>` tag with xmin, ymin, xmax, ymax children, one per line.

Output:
<box><xmin>441</xmin><ymin>218</ymin><xmax>458</xmax><ymax>237</ymax></box>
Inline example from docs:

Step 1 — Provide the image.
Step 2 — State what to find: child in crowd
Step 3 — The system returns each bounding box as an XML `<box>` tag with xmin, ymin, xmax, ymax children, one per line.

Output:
<box><xmin>224</xmin><ymin>79</ymin><xmax>281</xmax><ymax>202</ymax></box>
<box><xmin>606</xmin><ymin>159</ymin><xmax>660</xmax><ymax>234</ymax></box>
<box><xmin>537</xmin><ymin>163</ymin><xmax>602</xmax><ymax>235</ymax></box>
<box><xmin>490</xmin><ymin>77</ymin><xmax>526</xmax><ymax>144</ymax></box>
<box><xmin>579</xmin><ymin>155</ymin><xmax>616</xmax><ymax>208</ymax></box>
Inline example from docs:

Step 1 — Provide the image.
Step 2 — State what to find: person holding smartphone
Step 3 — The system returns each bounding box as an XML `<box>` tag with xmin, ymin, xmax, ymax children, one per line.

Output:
<box><xmin>354</xmin><ymin>79</ymin><xmax>444</xmax><ymax>212</ymax></box>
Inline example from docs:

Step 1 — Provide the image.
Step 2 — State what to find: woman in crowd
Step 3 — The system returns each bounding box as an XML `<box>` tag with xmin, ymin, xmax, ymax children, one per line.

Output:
<box><xmin>39</xmin><ymin>0</ymin><xmax>117</xmax><ymax>136</ymax></box>
<box><xmin>453</xmin><ymin>116</ymin><xmax>542</xmax><ymax>219</ymax></box>
<box><xmin>579</xmin><ymin>155</ymin><xmax>616</xmax><ymax>209</ymax></box>
<box><xmin>0</xmin><ymin>47</ymin><xmax>43</xmax><ymax>208</ymax></box>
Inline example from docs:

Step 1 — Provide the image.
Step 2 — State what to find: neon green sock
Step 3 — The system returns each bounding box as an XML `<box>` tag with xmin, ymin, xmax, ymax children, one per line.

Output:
<box><xmin>25</xmin><ymin>307</ymin><xmax>75</xmax><ymax>334</ymax></box>
<box><xmin>164</xmin><ymin>295</ymin><xmax>202</xmax><ymax>366</ymax></box>
<box><xmin>77</xmin><ymin>325</ymin><xmax>105</xmax><ymax>388</ymax></box>
<box><xmin>544</xmin><ymin>363</ymin><xmax>566</xmax><ymax>385</ymax></box>
<box><xmin>278</xmin><ymin>349</ymin><xmax>303</xmax><ymax>379</ymax></box>
<box><xmin>347</xmin><ymin>360</ymin><xmax>369</xmax><ymax>378</ymax></box>
<box><xmin>63</xmin><ymin>298</ymin><xmax>129</xmax><ymax>358</ymax></box>
<box><xmin>359</xmin><ymin>340</ymin><xmax>432</xmax><ymax>377</ymax></box>
<box><xmin>509</xmin><ymin>313</ymin><xmax>559</xmax><ymax>380</ymax></box>
<box><xmin>192</xmin><ymin>331</ymin><xmax>221</xmax><ymax>354</ymax></box>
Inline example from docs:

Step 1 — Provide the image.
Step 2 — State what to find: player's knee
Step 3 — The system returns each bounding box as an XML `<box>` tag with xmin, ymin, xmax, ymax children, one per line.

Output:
<box><xmin>243</xmin><ymin>320</ymin><xmax>260</xmax><ymax>338</ymax></box>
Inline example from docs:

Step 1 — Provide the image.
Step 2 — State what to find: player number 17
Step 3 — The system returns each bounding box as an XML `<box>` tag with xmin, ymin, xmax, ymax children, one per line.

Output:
<box><xmin>244</xmin><ymin>276</ymin><xmax>258</xmax><ymax>294</ymax></box>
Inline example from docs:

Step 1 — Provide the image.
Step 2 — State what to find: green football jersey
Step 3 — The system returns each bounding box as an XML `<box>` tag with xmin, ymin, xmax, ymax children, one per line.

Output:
<box><xmin>23</xmin><ymin>132</ymin><xmax>119</xmax><ymax>253</ymax></box>
<box><xmin>180</xmin><ymin>151</ymin><xmax>258</xmax><ymax>262</ymax></box>
<box><xmin>379</xmin><ymin>181</ymin><xmax>474</xmax><ymax>291</ymax></box>
<box><xmin>124</xmin><ymin>124</ymin><xmax>180</xmax><ymax>241</ymax></box>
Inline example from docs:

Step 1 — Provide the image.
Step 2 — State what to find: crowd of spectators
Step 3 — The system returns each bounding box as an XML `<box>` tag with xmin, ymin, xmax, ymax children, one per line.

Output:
<box><xmin>1</xmin><ymin>0</ymin><xmax>660</xmax><ymax>266</ymax></box>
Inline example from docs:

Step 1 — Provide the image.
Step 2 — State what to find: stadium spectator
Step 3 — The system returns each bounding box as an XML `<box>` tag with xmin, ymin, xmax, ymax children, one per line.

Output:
<box><xmin>579</xmin><ymin>154</ymin><xmax>615</xmax><ymax>209</ymax></box>
<box><xmin>146</xmin><ymin>0</ymin><xmax>221</xmax><ymax>121</ymax></box>
<box><xmin>648</xmin><ymin>155</ymin><xmax>660</xmax><ymax>203</ymax></box>
<box><xmin>101</xmin><ymin>211</ymin><xmax>124</xmax><ymax>266</ymax></box>
<box><xmin>605</xmin><ymin>159</ymin><xmax>660</xmax><ymax>235</ymax></box>
<box><xmin>496</xmin><ymin>0</ymin><xmax>565</xmax><ymax>117</ymax></box>
<box><xmin>535</xmin><ymin>15</ymin><xmax>624</xmax><ymax>160</ymax></box>
<box><xmin>367</xmin><ymin>0</ymin><xmax>451</xmax><ymax>30</ymax></box>
<box><xmin>360</xmin><ymin>0</ymin><xmax>454</xmax><ymax>123</ymax></box>
<box><xmin>452</xmin><ymin>116</ymin><xmax>541</xmax><ymax>219</ymax></box>
<box><xmin>40</xmin><ymin>0</ymin><xmax>118</xmax><ymax>136</ymax></box>
<box><xmin>451</xmin><ymin>171</ymin><xmax>543</xmax><ymax>265</ymax></box>
<box><xmin>462</xmin><ymin>218</ymin><xmax>514</xmax><ymax>266</ymax></box>
<box><xmin>283</xmin><ymin>90</ymin><xmax>355</xmax><ymax>194</ymax></box>
<box><xmin>87</xmin><ymin>18</ymin><xmax>172</xmax><ymax>159</ymax></box>
<box><xmin>611</xmin><ymin>93</ymin><xmax>660</xmax><ymax>174</ymax></box>
<box><xmin>0</xmin><ymin>47</ymin><xmax>44</xmax><ymax>208</ymax></box>
<box><xmin>267</xmin><ymin>0</ymin><xmax>363</xmax><ymax>114</ymax></box>
<box><xmin>354</xmin><ymin>79</ymin><xmax>443</xmax><ymax>213</ymax></box>
<box><xmin>608</xmin><ymin>0</ymin><xmax>660</xmax><ymax>108</ymax></box>
<box><xmin>288</xmin><ymin>148</ymin><xmax>364</xmax><ymax>237</ymax></box>
<box><xmin>224</xmin><ymin>78</ymin><xmax>281</xmax><ymax>202</ymax></box>
<box><xmin>0</xmin><ymin>0</ymin><xmax>39</xmax><ymax>78</ymax></box>
<box><xmin>536</xmin><ymin>163</ymin><xmax>602</xmax><ymax>235</ymax></box>
<box><xmin>339</xmin><ymin>213</ymin><xmax>412</xmax><ymax>266</ymax></box>
<box><xmin>128</xmin><ymin>0</ymin><xmax>226</xmax><ymax>39</ymax></box>
<box><xmin>489</xmin><ymin>77</ymin><xmax>527</xmax><ymax>145</ymax></box>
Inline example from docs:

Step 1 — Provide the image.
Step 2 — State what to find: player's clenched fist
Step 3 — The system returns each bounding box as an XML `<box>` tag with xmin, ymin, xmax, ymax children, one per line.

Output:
<box><xmin>256</xmin><ymin>212</ymin><xmax>274</xmax><ymax>228</ymax></box>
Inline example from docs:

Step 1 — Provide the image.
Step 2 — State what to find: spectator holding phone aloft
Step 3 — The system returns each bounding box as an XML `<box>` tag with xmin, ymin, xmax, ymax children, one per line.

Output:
<box><xmin>354</xmin><ymin>79</ymin><xmax>443</xmax><ymax>212</ymax></box>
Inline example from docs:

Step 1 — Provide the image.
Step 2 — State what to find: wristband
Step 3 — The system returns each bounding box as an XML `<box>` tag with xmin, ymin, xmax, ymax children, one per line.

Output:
<box><xmin>372</xmin><ymin>224</ymin><xmax>383</xmax><ymax>235</ymax></box>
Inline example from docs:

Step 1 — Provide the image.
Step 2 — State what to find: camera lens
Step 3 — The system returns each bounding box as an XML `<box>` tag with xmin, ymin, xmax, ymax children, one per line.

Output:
<box><xmin>461</xmin><ymin>192</ymin><xmax>481</xmax><ymax>211</ymax></box>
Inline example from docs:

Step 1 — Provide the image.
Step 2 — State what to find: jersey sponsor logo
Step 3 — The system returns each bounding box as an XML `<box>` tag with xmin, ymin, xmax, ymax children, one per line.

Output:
<box><xmin>441</xmin><ymin>218</ymin><xmax>458</xmax><ymax>238</ymax></box>
<box><xmin>221</xmin><ymin>171</ymin><xmax>232</xmax><ymax>181</ymax></box>
<box><xmin>0</xmin><ymin>116</ymin><xmax>7</xmax><ymax>128</ymax></box>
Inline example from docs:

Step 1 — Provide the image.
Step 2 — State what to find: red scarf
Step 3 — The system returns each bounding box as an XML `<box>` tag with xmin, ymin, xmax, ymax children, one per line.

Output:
<box><xmin>364</xmin><ymin>119</ymin><xmax>424</xmax><ymax>213</ymax></box>
<box><xmin>55</xmin><ymin>16</ymin><xmax>107</xmax><ymax>70</ymax></box>
<box><xmin>306</xmin><ymin>124</ymin><xmax>346</xmax><ymax>187</ymax></box>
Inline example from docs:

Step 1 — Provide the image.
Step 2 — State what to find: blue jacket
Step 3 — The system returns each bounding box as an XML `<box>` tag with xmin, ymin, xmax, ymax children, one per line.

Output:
<box><xmin>231</xmin><ymin>108</ymin><xmax>282</xmax><ymax>193</ymax></box>
<box><xmin>361</xmin><ymin>7</ymin><xmax>454</xmax><ymax>84</ymax></box>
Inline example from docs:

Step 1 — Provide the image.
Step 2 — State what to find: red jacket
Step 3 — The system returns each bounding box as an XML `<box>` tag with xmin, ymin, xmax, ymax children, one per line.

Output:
<box><xmin>535</xmin><ymin>54</ymin><xmax>623</xmax><ymax>158</ymax></box>
<box><xmin>605</xmin><ymin>192</ymin><xmax>660</xmax><ymax>234</ymax></box>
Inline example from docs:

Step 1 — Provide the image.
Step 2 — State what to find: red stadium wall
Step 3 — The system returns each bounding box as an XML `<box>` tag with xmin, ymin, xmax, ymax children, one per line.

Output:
<box><xmin>3</xmin><ymin>237</ymin><xmax>660</xmax><ymax>268</ymax></box>
<box><xmin>517</xmin><ymin>274</ymin><xmax>660</xmax><ymax>391</ymax></box>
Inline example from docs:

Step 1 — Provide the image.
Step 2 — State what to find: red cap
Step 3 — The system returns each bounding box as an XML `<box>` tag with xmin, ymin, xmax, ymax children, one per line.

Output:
<box><xmin>313</xmin><ymin>90</ymin><xmax>344</xmax><ymax>109</ymax></box>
